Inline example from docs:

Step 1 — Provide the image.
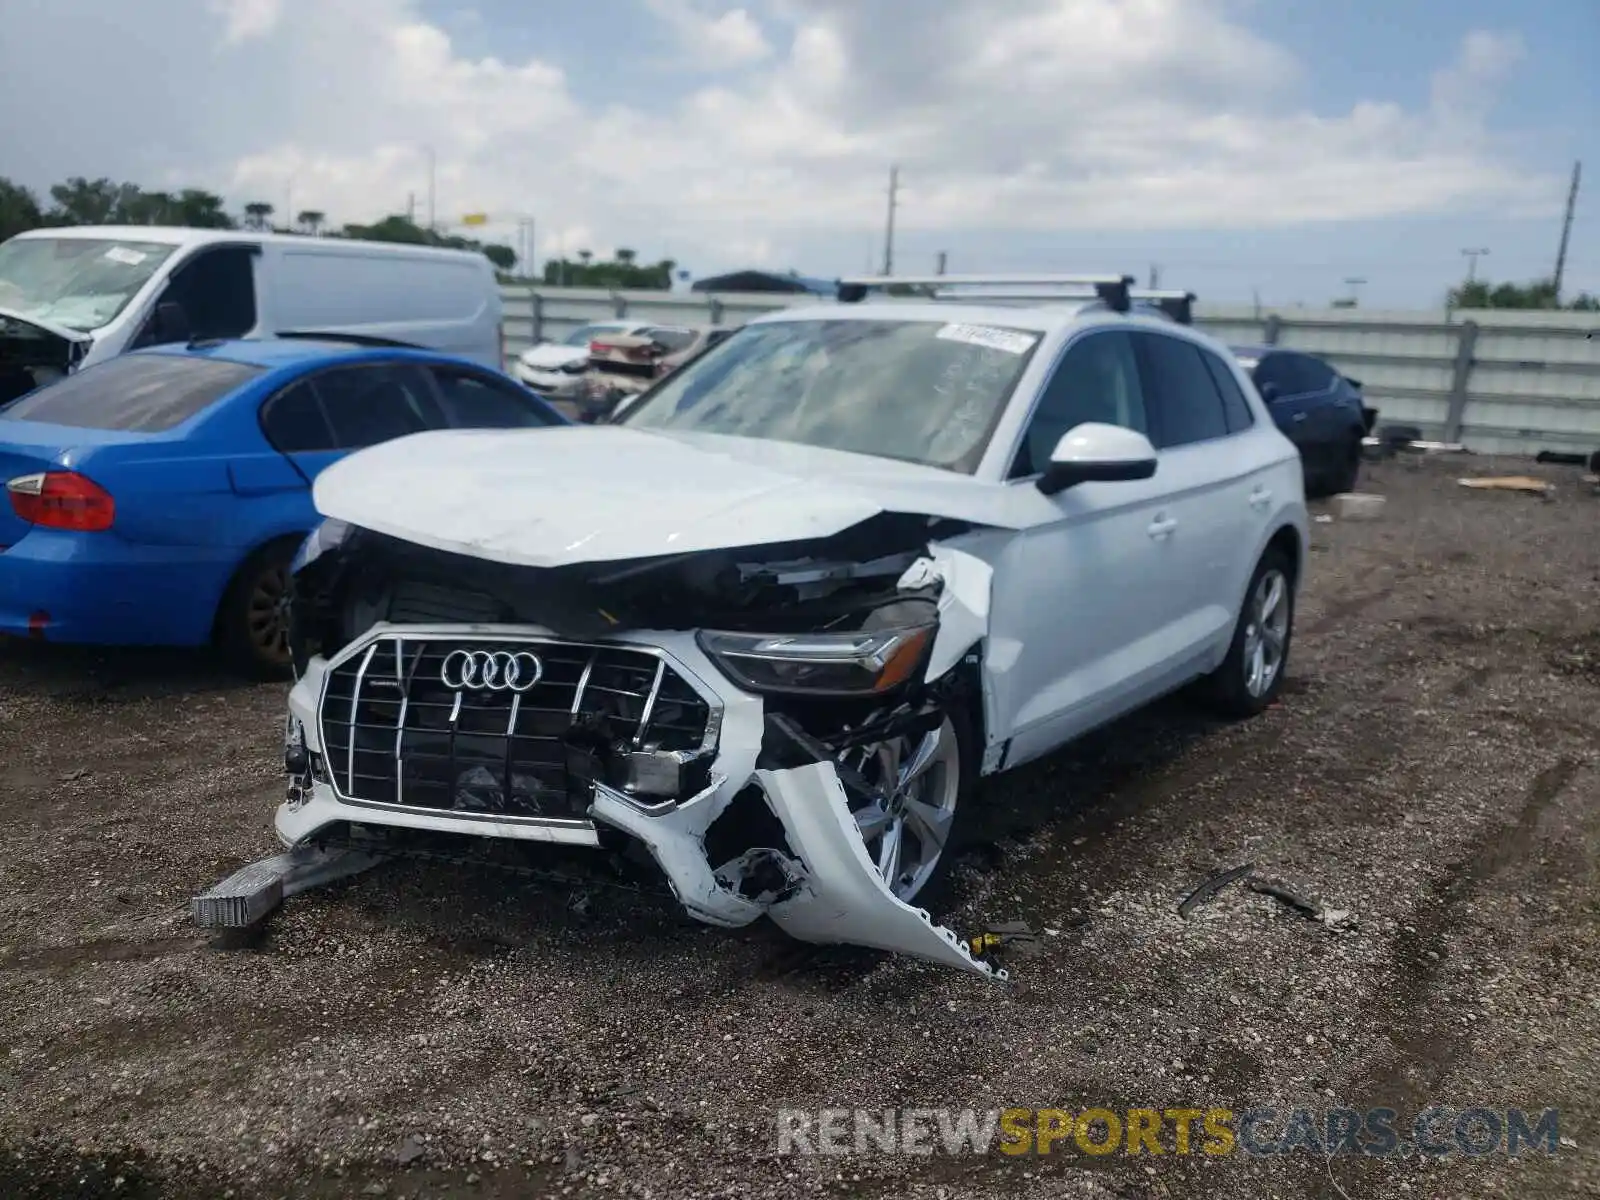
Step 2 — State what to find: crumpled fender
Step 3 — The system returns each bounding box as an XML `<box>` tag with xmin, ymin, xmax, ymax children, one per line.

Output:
<box><xmin>758</xmin><ymin>762</ymin><xmax>1006</xmax><ymax>981</ymax></box>
<box><xmin>899</xmin><ymin>542</ymin><xmax>993</xmax><ymax>685</ymax></box>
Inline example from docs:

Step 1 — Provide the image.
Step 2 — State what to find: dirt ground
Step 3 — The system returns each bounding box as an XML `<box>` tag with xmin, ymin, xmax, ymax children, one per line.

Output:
<box><xmin>0</xmin><ymin>453</ymin><xmax>1597</xmax><ymax>1200</ymax></box>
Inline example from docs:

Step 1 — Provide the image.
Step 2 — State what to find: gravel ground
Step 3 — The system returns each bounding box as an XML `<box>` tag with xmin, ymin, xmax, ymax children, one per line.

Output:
<box><xmin>1</xmin><ymin>454</ymin><xmax>1597</xmax><ymax>1200</ymax></box>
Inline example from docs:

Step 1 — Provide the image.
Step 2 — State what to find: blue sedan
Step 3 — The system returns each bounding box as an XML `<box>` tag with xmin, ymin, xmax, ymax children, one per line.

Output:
<box><xmin>0</xmin><ymin>338</ymin><xmax>566</xmax><ymax>674</ymax></box>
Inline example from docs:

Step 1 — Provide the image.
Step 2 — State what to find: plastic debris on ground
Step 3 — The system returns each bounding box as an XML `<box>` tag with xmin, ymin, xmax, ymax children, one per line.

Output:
<box><xmin>1331</xmin><ymin>493</ymin><xmax>1386</xmax><ymax>520</ymax></box>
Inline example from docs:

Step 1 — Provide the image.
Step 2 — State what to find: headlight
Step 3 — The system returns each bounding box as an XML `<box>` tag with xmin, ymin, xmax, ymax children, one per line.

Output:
<box><xmin>559</xmin><ymin>358</ymin><xmax>590</xmax><ymax>374</ymax></box>
<box><xmin>697</xmin><ymin>625</ymin><xmax>934</xmax><ymax>697</ymax></box>
<box><xmin>290</xmin><ymin>517</ymin><xmax>353</xmax><ymax>575</ymax></box>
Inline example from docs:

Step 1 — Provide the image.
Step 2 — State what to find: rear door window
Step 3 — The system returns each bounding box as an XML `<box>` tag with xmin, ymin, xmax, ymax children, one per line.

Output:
<box><xmin>310</xmin><ymin>364</ymin><xmax>444</xmax><ymax>449</ymax></box>
<box><xmin>428</xmin><ymin>366</ymin><xmax>561</xmax><ymax>428</ymax></box>
<box><xmin>260</xmin><ymin>381</ymin><xmax>337</xmax><ymax>452</ymax></box>
<box><xmin>1288</xmin><ymin>352</ymin><xmax>1337</xmax><ymax>394</ymax></box>
<box><xmin>1132</xmin><ymin>333</ymin><xmax>1230</xmax><ymax>449</ymax></box>
<box><xmin>642</xmin><ymin>327</ymin><xmax>697</xmax><ymax>353</ymax></box>
<box><xmin>1</xmin><ymin>353</ymin><xmax>262</xmax><ymax>432</ymax></box>
<box><xmin>1201</xmin><ymin>351</ymin><xmax>1256</xmax><ymax>433</ymax></box>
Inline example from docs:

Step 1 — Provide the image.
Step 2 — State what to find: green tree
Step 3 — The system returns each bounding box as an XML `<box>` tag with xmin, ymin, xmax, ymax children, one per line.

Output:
<box><xmin>47</xmin><ymin>177</ymin><xmax>125</xmax><ymax>224</ymax></box>
<box><xmin>481</xmin><ymin>243</ymin><xmax>517</xmax><ymax>271</ymax></box>
<box><xmin>297</xmin><ymin>210</ymin><xmax>325</xmax><ymax>235</ymax></box>
<box><xmin>1447</xmin><ymin>275</ymin><xmax>1597</xmax><ymax>311</ymax></box>
<box><xmin>242</xmin><ymin>202</ymin><xmax>275</xmax><ymax>231</ymax></box>
<box><xmin>120</xmin><ymin>189</ymin><xmax>175</xmax><ymax>225</ymax></box>
<box><xmin>540</xmin><ymin>253</ymin><xmax>676</xmax><ymax>289</ymax></box>
<box><xmin>171</xmin><ymin>189</ymin><xmax>235</xmax><ymax>229</ymax></box>
<box><xmin>0</xmin><ymin>177</ymin><xmax>43</xmax><ymax>242</ymax></box>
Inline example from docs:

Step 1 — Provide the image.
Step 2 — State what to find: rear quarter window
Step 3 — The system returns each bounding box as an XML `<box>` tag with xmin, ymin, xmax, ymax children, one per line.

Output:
<box><xmin>0</xmin><ymin>354</ymin><xmax>263</xmax><ymax>432</ymax></box>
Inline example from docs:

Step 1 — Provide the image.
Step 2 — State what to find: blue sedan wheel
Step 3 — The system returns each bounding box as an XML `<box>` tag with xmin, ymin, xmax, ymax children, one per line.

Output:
<box><xmin>218</xmin><ymin>540</ymin><xmax>298</xmax><ymax>678</ymax></box>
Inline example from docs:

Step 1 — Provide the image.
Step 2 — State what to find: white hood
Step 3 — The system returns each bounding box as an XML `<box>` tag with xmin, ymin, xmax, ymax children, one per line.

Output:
<box><xmin>312</xmin><ymin>426</ymin><xmax>1020</xmax><ymax>567</ymax></box>
<box><xmin>517</xmin><ymin>343</ymin><xmax>590</xmax><ymax>370</ymax></box>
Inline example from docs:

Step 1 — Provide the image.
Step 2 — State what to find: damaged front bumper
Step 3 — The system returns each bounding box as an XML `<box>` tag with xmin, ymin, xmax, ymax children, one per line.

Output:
<box><xmin>222</xmin><ymin>622</ymin><xmax>1002</xmax><ymax>979</ymax></box>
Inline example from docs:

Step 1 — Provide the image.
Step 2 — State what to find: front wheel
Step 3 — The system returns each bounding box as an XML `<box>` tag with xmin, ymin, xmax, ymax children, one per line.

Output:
<box><xmin>1199</xmin><ymin>548</ymin><xmax>1295</xmax><ymax>718</ymax></box>
<box><xmin>841</xmin><ymin>707</ymin><xmax>974</xmax><ymax>908</ymax></box>
<box><xmin>1327</xmin><ymin>435</ymin><xmax>1362</xmax><ymax>495</ymax></box>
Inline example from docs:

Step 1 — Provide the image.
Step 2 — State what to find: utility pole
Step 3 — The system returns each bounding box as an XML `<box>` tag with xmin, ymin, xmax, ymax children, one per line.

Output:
<box><xmin>517</xmin><ymin>216</ymin><xmax>536</xmax><ymax>279</ymax></box>
<box><xmin>1148</xmin><ymin>263</ymin><xmax>1161</xmax><ymax>289</ymax></box>
<box><xmin>1553</xmin><ymin>160</ymin><xmax>1581</xmax><ymax>303</ymax></box>
<box><xmin>935</xmin><ymin>250</ymin><xmax>948</xmax><ymax>276</ymax></box>
<box><xmin>406</xmin><ymin>192</ymin><xmax>416</xmax><ymax>224</ymax></box>
<box><xmin>424</xmin><ymin>145</ymin><xmax>437</xmax><ymax>232</ymax></box>
<box><xmin>881</xmin><ymin>165</ymin><xmax>899</xmax><ymax>276</ymax></box>
<box><xmin>1461</xmin><ymin>247</ymin><xmax>1490</xmax><ymax>283</ymax></box>
<box><xmin>1343</xmin><ymin>277</ymin><xmax>1367</xmax><ymax>307</ymax></box>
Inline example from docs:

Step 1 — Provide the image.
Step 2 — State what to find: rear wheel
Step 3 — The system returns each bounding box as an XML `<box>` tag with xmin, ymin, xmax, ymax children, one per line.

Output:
<box><xmin>1200</xmin><ymin>548</ymin><xmax>1295</xmax><ymax>718</ymax></box>
<box><xmin>216</xmin><ymin>540</ymin><xmax>298</xmax><ymax>679</ymax></box>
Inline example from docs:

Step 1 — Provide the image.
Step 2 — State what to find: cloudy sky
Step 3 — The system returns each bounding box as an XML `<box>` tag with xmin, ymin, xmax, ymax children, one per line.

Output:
<box><xmin>3</xmin><ymin>0</ymin><xmax>1596</xmax><ymax>307</ymax></box>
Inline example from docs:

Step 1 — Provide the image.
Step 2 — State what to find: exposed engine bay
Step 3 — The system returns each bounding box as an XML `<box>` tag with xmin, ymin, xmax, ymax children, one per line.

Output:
<box><xmin>0</xmin><ymin>314</ymin><xmax>81</xmax><ymax>406</ymax></box>
<box><xmin>195</xmin><ymin>511</ymin><xmax>1008</xmax><ymax>979</ymax></box>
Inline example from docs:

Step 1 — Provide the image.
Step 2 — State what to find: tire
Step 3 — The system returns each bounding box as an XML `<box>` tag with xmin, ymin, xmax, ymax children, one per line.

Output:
<box><xmin>842</xmin><ymin>698</ymin><xmax>977</xmax><ymax>913</ymax></box>
<box><xmin>216</xmin><ymin>539</ymin><xmax>299</xmax><ymax>680</ymax></box>
<box><xmin>1199</xmin><ymin>548</ymin><xmax>1295</xmax><ymax>719</ymax></box>
<box><xmin>1327</xmin><ymin>435</ymin><xmax>1362</xmax><ymax>495</ymax></box>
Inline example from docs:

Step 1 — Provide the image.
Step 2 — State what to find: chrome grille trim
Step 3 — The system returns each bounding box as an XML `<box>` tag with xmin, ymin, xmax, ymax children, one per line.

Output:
<box><xmin>315</xmin><ymin>629</ymin><xmax>722</xmax><ymax>826</ymax></box>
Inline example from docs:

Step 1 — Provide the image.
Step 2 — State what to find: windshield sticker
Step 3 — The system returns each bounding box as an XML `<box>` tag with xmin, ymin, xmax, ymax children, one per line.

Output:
<box><xmin>936</xmin><ymin>323</ymin><xmax>1035</xmax><ymax>355</ymax></box>
<box><xmin>103</xmin><ymin>247</ymin><xmax>148</xmax><ymax>266</ymax></box>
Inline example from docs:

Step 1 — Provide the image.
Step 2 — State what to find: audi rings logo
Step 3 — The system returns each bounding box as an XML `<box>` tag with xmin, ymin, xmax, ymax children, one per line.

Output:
<box><xmin>439</xmin><ymin>649</ymin><xmax>545</xmax><ymax>692</ymax></box>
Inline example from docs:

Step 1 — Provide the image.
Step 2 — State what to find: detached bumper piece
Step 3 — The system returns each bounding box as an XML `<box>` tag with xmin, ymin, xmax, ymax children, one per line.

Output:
<box><xmin>756</xmin><ymin>763</ymin><xmax>1006</xmax><ymax>981</ymax></box>
<box><xmin>190</xmin><ymin>845</ymin><xmax>387</xmax><ymax>929</ymax></box>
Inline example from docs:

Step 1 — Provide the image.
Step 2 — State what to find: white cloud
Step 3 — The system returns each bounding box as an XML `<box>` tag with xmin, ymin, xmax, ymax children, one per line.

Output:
<box><xmin>646</xmin><ymin>0</ymin><xmax>772</xmax><ymax>67</ymax></box>
<box><xmin>208</xmin><ymin>0</ymin><xmax>283</xmax><ymax>44</ymax></box>
<box><xmin>0</xmin><ymin>0</ymin><xmax>1560</xmax><ymax>279</ymax></box>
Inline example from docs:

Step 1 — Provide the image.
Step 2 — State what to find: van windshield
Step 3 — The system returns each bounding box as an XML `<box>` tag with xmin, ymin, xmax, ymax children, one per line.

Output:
<box><xmin>0</xmin><ymin>237</ymin><xmax>177</xmax><ymax>332</ymax></box>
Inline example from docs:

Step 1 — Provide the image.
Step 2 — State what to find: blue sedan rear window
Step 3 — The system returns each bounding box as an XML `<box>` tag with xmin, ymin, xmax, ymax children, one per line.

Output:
<box><xmin>2</xmin><ymin>354</ymin><xmax>264</xmax><ymax>432</ymax></box>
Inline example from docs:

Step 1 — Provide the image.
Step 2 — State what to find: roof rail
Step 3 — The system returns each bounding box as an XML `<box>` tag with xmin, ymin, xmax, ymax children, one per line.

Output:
<box><xmin>836</xmin><ymin>273</ymin><xmax>1136</xmax><ymax>312</ymax></box>
<box><xmin>1127</xmin><ymin>289</ymin><xmax>1196</xmax><ymax>326</ymax></box>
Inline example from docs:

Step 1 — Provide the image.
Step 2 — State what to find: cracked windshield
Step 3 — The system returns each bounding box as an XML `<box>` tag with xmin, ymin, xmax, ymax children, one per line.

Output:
<box><xmin>0</xmin><ymin>236</ymin><xmax>175</xmax><ymax>330</ymax></box>
<box><xmin>621</xmin><ymin>318</ymin><xmax>1041</xmax><ymax>471</ymax></box>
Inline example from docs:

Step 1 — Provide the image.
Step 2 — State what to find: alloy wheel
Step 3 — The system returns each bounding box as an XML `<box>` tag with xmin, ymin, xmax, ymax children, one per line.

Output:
<box><xmin>846</xmin><ymin>715</ymin><xmax>961</xmax><ymax>902</ymax></box>
<box><xmin>246</xmin><ymin>564</ymin><xmax>292</xmax><ymax>667</ymax></box>
<box><xmin>1242</xmin><ymin>568</ymin><xmax>1289</xmax><ymax>698</ymax></box>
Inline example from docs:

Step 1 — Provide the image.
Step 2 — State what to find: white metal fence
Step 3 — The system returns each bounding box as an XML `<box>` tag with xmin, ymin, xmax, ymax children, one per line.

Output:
<box><xmin>501</xmin><ymin>286</ymin><xmax>1600</xmax><ymax>456</ymax></box>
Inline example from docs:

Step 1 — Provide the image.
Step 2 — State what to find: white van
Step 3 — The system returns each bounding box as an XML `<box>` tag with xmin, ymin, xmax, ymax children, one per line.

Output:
<box><xmin>0</xmin><ymin>226</ymin><xmax>504</xmax><ymax>403</ymax></box>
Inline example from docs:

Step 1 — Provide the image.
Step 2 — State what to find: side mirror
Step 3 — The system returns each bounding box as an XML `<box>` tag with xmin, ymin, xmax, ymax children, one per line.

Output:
<box><xmin>1037</xmin><ymin>423</ymin><xmax>1158</xmax><ymax>496</ymax></box>
<box><xmin>153</xmin><ymin>301</ymin><xmax>192</xmax><ymax>344</ymax></box>
<box><xmin>1257</xmin><ymin>380</ymin><xmax>1281</xmax><ymax>403</ymax></box>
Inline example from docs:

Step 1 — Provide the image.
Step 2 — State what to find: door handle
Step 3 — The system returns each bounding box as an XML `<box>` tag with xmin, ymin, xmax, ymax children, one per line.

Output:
<box><xmin>1147</xmin><ymin>515</ymin><xmax>1178</xmax><ymax>539</ymax></box>
<box><xmin>1249</xmin><ymin>486</ymin><xmax>1272</xmax><ymax>510</ymax></box>
<box><xmin>1291</xmin><ymin>412</ymin><xmax>1308</xmax><ymax>423</ymax></box>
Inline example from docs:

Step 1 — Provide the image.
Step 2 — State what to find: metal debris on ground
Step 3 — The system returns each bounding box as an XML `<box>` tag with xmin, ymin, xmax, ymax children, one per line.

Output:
<box><xmin>1248</xmin><ymin>878</ymin><xmax>1321</xmax><ymax>920</ymax></box>
<box><xmin>1457</xmin><ymin>476</ymin><xmax>1554</xmax><ymax>496</ymax></box>
<box><xmin>1177</xmin><ymin>862</ymin><xmax>1256</xmax><ymax>919</ymax></box>
<box><xmin>968</xmin><ymin>920</ymin><xmax>1044</xmax><ymax>960</ymax></box>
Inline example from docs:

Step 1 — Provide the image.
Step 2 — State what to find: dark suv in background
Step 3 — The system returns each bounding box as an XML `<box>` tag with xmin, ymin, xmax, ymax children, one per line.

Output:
<box><xmin>1231</xmin><ymin>346</ymin><xmax>1375</xmax><ymax>497</ymax></box>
